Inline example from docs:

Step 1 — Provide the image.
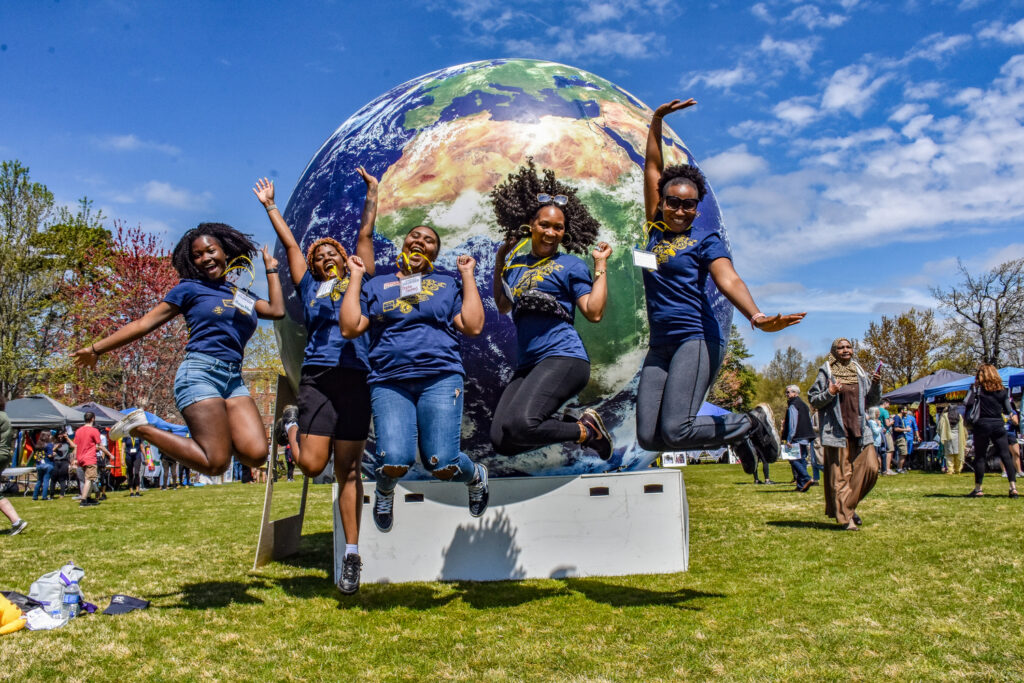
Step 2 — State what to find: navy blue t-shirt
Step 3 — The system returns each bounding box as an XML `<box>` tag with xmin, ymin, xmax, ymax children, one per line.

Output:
<box><xmin>359</xmin><ymin>272</ymin><xmax>465</xmax><ymax>385</ymax></box>
<box><xmin>297</xmin><ymin>271</ymin><xmax>369</xmax><ymax>371</ymax></box>
<box><xmin>642</xmin><ymin>219</ymin><xmax>731</xmax><ymax>346</ymax></box>
<box><xmin>163</xmin><ymin>279</ymin><xmax>260</xmax><ymax>363</ymax></box>
<box><xmin>503</xmin><ymin>251</ymin><xmax>592</xmax><ymax>369</ymax></box>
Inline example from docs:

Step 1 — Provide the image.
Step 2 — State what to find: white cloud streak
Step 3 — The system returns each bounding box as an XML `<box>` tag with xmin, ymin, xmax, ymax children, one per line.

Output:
<box><xmin>95</xmin><ymin>134</ymin><xmax>180</xmax><ymax>156</ymax></box>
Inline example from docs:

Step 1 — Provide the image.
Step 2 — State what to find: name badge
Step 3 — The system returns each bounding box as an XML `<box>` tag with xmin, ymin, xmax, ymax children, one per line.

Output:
<box><xmin>632</xmin><ymin>248</ymin><xmax>659</xmax><ymax>271</ymax></box>
<box><xmin>233</xmin><ymin>289</ymin><xmax>257</xmax><ymax>315</ymax></box>
<box><xmin>316</xmin><ymin>278</ymin><xmax>337</xmax><ymax>298</ymax></box>
<box><xmin>400</xmin><ymin>274</ymin><xmax>423</xmax><ymax>299</ymax></box>
<box><xmin>501</xmin><ymin>279</ymin><xmax>514</xmax><ymax>303</ymax></box>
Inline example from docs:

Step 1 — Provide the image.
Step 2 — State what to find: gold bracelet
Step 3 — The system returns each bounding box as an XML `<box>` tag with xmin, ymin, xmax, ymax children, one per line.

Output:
<box><xmin>594</xmin><ymin>269</ymin><xmax>606</xmax><ymax>278</ymax></box>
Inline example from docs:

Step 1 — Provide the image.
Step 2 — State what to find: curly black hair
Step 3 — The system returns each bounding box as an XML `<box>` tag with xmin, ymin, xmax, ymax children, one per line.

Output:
<box><xmin>658</xmin><ymin>164</ymin><xmax>708</xmax><ymax>203</ymax></box>
<box><xmin>490</xmin><ymin>158</ymin><xmax>600</xmax><ymax>255</ymax></box>
<box><xmin>171</xmin><ymin>222</ymin><xmax>258</xmax><ymax>280</ymax></box>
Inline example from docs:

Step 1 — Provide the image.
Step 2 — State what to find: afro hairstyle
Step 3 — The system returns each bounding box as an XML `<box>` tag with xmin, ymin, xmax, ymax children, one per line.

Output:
<box><xmin>305</xmin><ymin>237</ymin><xmax>349</xmax><ymax>281</ymax></box>
<box><xmin>171</xmin><ymin>222</ymin><xmax>258</xmax><ymax>280</ymax></box>
<box><xmin>658</xmin><ymin>164</ymin><xmax>708</xmax><ymax>203</ymax></box>
<box><xmin>490</xmin><ymin>158</ymin><xmax>600</xmax><ymax>255</ymax></box>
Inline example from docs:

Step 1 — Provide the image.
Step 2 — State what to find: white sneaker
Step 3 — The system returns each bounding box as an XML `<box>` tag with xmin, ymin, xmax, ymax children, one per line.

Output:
<box><xmin>110</xmin><ymin>409</ymin><xmax>148</xmax><ymax>440</ymax></box>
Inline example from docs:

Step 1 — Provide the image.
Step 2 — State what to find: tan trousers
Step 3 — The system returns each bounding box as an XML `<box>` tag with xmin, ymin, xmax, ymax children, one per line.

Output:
<box><xmin>944</xmin><ymin>447</ymin><xmax>963</xmax><ymax>475</ymax></box>
<box><xmin>823</xmin><ymin>443</ymin><xmax>879</xmax><ymax>525</ymax></box>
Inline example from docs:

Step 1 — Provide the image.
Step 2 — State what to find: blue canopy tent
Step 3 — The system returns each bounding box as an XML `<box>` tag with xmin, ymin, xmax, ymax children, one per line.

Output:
<box><xmin>882</xmin><ymin>369</ymin><xmax>971</xmax><ymax>405</ymax></box>
<box><xmin>124</xmin><ymin>408</ymin><xmax>190</xmax><ymax>437</ymax></box>
<box><xmin>923</xmin><ymin>367</ymin><xmax>1024</xmax><ymax>402</ymax></box>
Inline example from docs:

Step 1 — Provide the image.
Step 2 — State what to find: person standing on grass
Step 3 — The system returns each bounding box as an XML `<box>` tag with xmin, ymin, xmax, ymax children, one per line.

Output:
<box><xmin>49</xmin><ymin>431</ymin><xmax>74</xmax><ymax>498</ymax></box>
<box><xmin>32</xmin><ymin>431</ymin><xmax>55</xmax><ymax>501</ymax></box>
<box><xmin>123</xmin><ymin>435</ymin><xmax>145</xmax><ymax>497</ymax></box>
<box><xmin>0</xmin><ymin>397</ymin><xmax>28</xmax><ymax>535</ymax></box>
<box><xmin>808</xmin><ymin>338</ymin><xmax>882</xmax><ymax>531</ymax></box>
<box><xmin>891</xmin><ymin>407</ymin><xmax>910</xmax><ymax>473</ymax></box>
<box><xmin>782</xmin><ymin>385</ymin><xmax>815</xmax><ymax>492</ymax></box>
<box><xmin>964</xmin><ymin>364</ymin><xmax>1018</xmax><ymax>499</ymax></box>
<box><xmin>73</xmin><ymin>412</ymin><xmax>113</xmax><ymax>508</ymax></box>
<box><xmin>879</xmin><ymin>399</ymin><xmax>896</xmax><ymax>475</ymax></box>
<box><xmin>937</xmin><ymin>405</ymin><xmax>966</xmax><ymax>475</ymax></box>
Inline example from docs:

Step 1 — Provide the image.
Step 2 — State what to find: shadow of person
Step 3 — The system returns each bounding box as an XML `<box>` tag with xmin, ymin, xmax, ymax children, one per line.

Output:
<box><xmin>765</xmin><ymin>520</ymin><xmax>841</xmax><ymax>530</ymax></box>
<box><xmin>150</xmin><ymin>579</ymin><xmax>270</xmax><ymax>609</ymax></box>
<box><xmin>440</xmin><ymin>509</ymin><xmax>525</xmax><ymax>582</ymax></box>
<box><xmin>563</xmin><ymin>578</ymin><xmax>724</xmax><ymax>610</ymax></box>
<box><xmin>923</xmin><ymin>493</ymin><xmax>977</xmax><ymax>498</ymax></box>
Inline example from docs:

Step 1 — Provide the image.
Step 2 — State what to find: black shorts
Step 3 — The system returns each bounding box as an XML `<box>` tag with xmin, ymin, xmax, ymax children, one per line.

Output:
<box><xmin>298</xmin><ymin>365</ymin><xmax>371</xmax><ymax>441</ymax></box>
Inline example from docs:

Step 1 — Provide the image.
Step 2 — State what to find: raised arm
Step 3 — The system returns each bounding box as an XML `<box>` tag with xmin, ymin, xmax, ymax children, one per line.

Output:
<box><xmin>71</xmin><ymin>302</ymin><xmax>181</xmax><ymax>368</ymax></box>
<box><xmin>254</xmin><ymin>178</ymin><xmax>306</xmax><ymax>286</ymax></box>
<box><xmin>576</xmin><ymin>242</ymin><xmax>612</xmax><ymax>323</ymax></box>
<box><xmin>255</xmin><ymin>245</ymin><xmax>285</xmax><ymax>320</ymax></box>
<box><xmin>355</xmin><ymin>167</ymin><xmax>378</xmax><ymax>277</ymax></box>
<box><xmin>645</xmin><ymin>98</ymin><xmax>696</xmax><ymax>222</ymax></box>
<box><xmin>454</xmin><ymin>255</ymin><xmax>485</xmax><ymax>336</ymax></box>
<box><xmin>340</xmin><ymin>255</ymin><xmax>370</xmax><ymax>339</ymax></box>
<box><xmin>709</xmin><ymin>257</ymin><xmax>806</xmax><ymax>332</ymax></box>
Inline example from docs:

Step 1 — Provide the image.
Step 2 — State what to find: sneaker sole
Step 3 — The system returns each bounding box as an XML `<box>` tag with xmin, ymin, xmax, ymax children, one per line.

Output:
<box><xmin>753</xmin><ymin>404</ymin><xmax>781</xmax><ymax>463</ymax></box>
<box><xmin>582</xmin><ymin>409</ymin><xmax>614</xmax><ymax>460</ymax></box>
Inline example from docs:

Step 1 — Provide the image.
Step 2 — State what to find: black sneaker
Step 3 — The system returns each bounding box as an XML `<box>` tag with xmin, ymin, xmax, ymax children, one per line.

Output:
<box><xmin>10</xmin><ymin>519</ymin><xmax>27</xmax><ymax>535</ymax></box>
<box><xmin>733</xmin><ymin>437</ymin><xmax>757</xmax><ymax>475</ymax></box>
<box><xmin>373</xmin><ymin>489</ymin><xmax>394</xmax><ymax>532</ymax></box>
<box><xmin>79</xmin><ymin>499</ymin><xmax>98</xmax><ymax>507</ymax></box>
<box><xmin>579</xmin><ymin>409</ymin><xmax>613</xmax><ymax>460</ymax></box>
<box><xmin>467</xmin><ymin>464</ymin><xmax>489</xmax><ymax>517</ymax></box>
<box><xmin>338</xmin><ymin>553</ymin><xmax>362</xmax><ymax>595</ymax></box>
<box><xmin>747</xmin><ymin>404</ymin><xmax>781</xmax><ymax>463</ymax></box>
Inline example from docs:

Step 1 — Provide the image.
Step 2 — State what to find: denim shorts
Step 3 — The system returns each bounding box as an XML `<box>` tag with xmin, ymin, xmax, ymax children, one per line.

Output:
<box><xmin>174</xmin><ymin>352</ymin><xmax>250</xmax><ymax>412</ymax></box>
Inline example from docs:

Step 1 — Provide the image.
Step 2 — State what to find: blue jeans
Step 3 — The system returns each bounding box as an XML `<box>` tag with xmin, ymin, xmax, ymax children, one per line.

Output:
<box><xmin>370</xmin><ymin>373</ymin><xmax>476</xmax><ymax>494</ymax></box>
<box><xmin>34</xmin><ymin>459</ymin><xmax>53</xmax><ymax>499</ymax></box>
<box><xmin>788</xmin><ymin>442</ymin><xmax>811</xmax><ymax>487</ymax></box>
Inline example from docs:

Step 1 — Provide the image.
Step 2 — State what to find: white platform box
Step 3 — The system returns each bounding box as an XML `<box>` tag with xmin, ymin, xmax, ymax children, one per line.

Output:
<box><xmin>333</xmin><ymin>468</ymin><xmax>688</xmax><ymax>584</ymax></box>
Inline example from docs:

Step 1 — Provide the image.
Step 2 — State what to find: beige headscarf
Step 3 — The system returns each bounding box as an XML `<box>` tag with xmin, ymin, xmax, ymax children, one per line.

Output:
<box><xmin>827</xmin><ymin>337</ymin><xmax>860</xmax><ymax>385</ymax></box>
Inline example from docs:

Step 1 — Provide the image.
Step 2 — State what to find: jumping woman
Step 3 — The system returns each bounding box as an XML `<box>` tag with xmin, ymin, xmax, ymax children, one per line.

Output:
<box><xmin>637</xmin><ymin>98</ymin><xmax>805</xmax><ymax>469</ymax></box>
<box><xmin>340</xmin><ymin>225</ymin><xmax>488</xmax><ymax>532</ymax></box>
<box><xmin>489</xmin><ymin>159</ymin><xmax>614</xmax><ymax>459</ymax></box>
<box><xmin>254</xmin><ymin>170</ymin><xmax>376</xmax><ymax>594</ymax></box>
<box><xmin>73</xmin><ymin>223</ymin><xmax>285</xmax><ymax>478</ymax></box>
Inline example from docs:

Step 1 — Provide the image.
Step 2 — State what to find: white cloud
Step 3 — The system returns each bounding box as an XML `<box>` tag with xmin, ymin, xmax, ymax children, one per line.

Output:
<box><xmin>141</xmin><ymin>181</ymin><xmax>212</xmax><ymax>209</ymax></box>
<box><xmin>751</xmin><ymin>2</ymin><xmax>774</xmax><ymax>23</ymax></box>
<box><xmin>821</xmin><ymin>64</ymin><xmax>892</xmax><ymax>116</ymax></box>
<box><xmin>903</xmin><ymin>80</ymin><xmax>944</xmax><ymax>100</ymax></box>
<box><xmin>95</xmin><ymin>134</ymin><xmax>180</xmax><ymax>156</ymax></box>
<box><xmin>773</xmin><ymin>96</ymin><xmax>820</xmax><ymax>126</ymax></box>
<box><xmin>686</xmin><ymin>65</ymin><xmax>754</xmax><ymax>90</ymax></box>
<box><xmin>701</xmin><ymin>144</ymin><xmax>769</xmax><ymax>182</ymax></box>
<box><xmin>889</xmin><ymin>102</ymin><xmax>928</xmax><ymax>123</ymax></box>
<box><xmin>506</xmin><ymin>28</ymin><xmax>662</xmax><ymax>60</ymax></box>
<box><xmin>978</xmin><ymin>18</ymin><xmax>1024</xmax><ymax>45</ymax></box>
<box><xmin>904</xmin><ymin>32</ymin><xmax>972</xmax><ymax>63</ymax></box>
<box><xmin>784</xmin><ymin>5</ymin><xmax>847</xmax><ymax>29</ymax></box>
<box><xmin>759</xmin><ymin>35</ymin><xmax>820</xmax><ymax>73</ymax></box>
<box><xmin>575</xmin><ymin>1</ymin><xmax>621</xmax><ymax>23</ymax></box>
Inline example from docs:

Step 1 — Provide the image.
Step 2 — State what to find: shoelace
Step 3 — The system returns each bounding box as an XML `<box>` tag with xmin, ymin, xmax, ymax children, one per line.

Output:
<box><xmin>468</xmin><ymin>476</ymin><xmax>486</xmax><ymax>501</ymax></box>
<box><xmin>376</xmin><ymin>492</ymin><xmax>393</xmax><ymax>513</ymax></box>
<box><xmin>342</xmin><ymin>555</ymin><xmax>362</xmax><ymax>579</ymax></box>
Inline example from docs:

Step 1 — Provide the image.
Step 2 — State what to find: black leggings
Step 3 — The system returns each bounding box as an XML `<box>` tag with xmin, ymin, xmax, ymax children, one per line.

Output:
<box><xmin>49</xmin><ymin>461</ymin><xmax>70</xmax><ymax>497</ymax></box>
<box><xmin>126</xmin><ymin>454</ymin><xmax>142</xmax><ymax>489</ymax></box>
<box><xmin>972</xmin><ymin>419</ymin><xmax>1016</xmax><ymax>486</ymax></box>
<box><xmin>490</xmin><ymin>356</ymin><xmax>591</xmax><ymax>456</ymax></box>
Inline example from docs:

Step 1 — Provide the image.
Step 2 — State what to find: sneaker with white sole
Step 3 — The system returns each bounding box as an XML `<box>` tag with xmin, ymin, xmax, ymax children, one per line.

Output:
<box><xmin>373</xmin><ymin>489</ymin><xmax>394</xmax><ymax>532</ymax></box>
<box><xmin>338</xmin><ymin>553</ymin><xmax>362</xmax><ymax>595</ymax></box>
<box><xmin>110</xmin><ymin>408</ymin><xmax>148</xmax><ymax>441</ymax></box>
<box><xmin>748</xmin><ymin>404</ymin><xmax>781</xmax><ymax>463</ymax></box>
<box><xmin>10</xmin><ymin>519</ymin><xmax>27</xmax><ymax>535</ymax></box>
<box><xmin>467</xmin><ymin>463</ymin><xmax>489</xmax><ymax>517</ymax></box>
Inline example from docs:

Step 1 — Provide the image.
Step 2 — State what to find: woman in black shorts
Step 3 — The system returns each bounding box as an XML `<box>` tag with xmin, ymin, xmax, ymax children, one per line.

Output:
<box><xmin>254</xmin><ymin>170</ymin><xmax>377</xmax><ymax>594</ymax></box>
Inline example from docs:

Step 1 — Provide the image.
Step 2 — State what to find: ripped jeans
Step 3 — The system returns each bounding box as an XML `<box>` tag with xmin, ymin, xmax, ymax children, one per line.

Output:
<box><xmin>370</xmin><ymin>372</ymin><xmax>476</xmax><ymax>494</ymax></box>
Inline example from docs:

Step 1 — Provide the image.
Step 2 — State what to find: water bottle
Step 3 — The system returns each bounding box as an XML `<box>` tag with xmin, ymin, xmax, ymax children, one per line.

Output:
<box><xmin>60</xmin><ymin>581</ymin><xmax>82</xmax><ymax>620</ymax></box>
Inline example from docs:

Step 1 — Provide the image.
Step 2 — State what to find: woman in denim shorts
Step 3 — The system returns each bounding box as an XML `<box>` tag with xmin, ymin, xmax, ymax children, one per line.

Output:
<box><xmin>254</xmin><ymin>170</ymin><xmax>377</xmax><ymax>594</ymax></box>
<box><xmin>340</xmin><ymin>225</ymin><xmax>489</xmax><ymax>534</ymax></box>
<box><xmin>73</xmin><ymin>222</ymin><xmax>285</xmax><ymax>476</ymax></box>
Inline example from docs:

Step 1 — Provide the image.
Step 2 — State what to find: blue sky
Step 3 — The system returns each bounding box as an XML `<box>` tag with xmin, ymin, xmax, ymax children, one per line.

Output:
<box><xmin>2</xmin><ymin>0</ymin><xmax>1023</xmax><ymax>368</ymax></box>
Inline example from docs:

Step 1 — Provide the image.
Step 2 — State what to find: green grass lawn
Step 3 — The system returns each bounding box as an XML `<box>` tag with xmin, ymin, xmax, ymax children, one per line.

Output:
<box><xmin>2</xmin><ymin>466</ymin><xmax>1022</xmax><ymax>681</ymax></box>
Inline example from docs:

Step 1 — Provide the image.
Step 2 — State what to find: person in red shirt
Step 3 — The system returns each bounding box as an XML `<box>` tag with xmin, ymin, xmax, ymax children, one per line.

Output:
<box><xmin>74</xmin><ymin>412</ymin><xmax>112</xmax><ymax>507</ymax></box>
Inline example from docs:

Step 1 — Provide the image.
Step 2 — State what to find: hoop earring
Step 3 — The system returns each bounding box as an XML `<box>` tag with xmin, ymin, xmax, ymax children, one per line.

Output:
<box><xmin>520</xmin><ymin>223</ymin><xmax>531</xmax><ymax>236</ymax></box>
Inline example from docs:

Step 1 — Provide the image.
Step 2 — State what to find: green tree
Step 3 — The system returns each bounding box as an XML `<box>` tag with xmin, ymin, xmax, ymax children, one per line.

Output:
<box><xmin>709</xmin><ymin>324</ymin><xmax>758</xmax><ymax>412</ymax></box>
<box><xmin>860</xmin><ymin>308</ymin><xmax>938</xmax><ymax>390</ymax></box>
<box><xmin>756</xmin><ymin>346</ymin><xmax>806</xmax><ymax>421</ymax></box>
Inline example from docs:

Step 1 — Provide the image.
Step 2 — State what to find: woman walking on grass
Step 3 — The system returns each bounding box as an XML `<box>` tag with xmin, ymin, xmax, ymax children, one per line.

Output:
<box><xmin>964</xmin><ymin>364</ymin><xmax>1018</xmax><ymax>499</ymax></box>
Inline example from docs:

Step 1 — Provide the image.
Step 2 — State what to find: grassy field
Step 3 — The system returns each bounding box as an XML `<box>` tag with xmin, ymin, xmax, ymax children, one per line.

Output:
<box><xmin>2</xmin><ymin>466</ymin><xmax>1022</xmax><ymax>682</ymax></box>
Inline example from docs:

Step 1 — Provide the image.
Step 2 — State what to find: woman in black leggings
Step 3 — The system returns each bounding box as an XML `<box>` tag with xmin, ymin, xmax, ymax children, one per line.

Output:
<box><xmin>124</xmin><ymin>436</ymin><xmax>144</xmax><ymax>497</ymax></box>
<box><xmin>489</xmin><ymin>160</ymin><xmax>613</xmax><ymax>459</ymax></box>
<box><xmin>965</xmin><ymin>364</ymin><xmax>1018</xmax><ymax>498</ymax></box>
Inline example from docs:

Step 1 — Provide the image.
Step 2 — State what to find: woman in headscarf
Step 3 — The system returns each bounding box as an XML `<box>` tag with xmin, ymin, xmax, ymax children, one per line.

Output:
<box><xmin>936</xmin><ymin>405</ymin><xmax>966</xmax><ymax>475</ymax></box>
<box><xmin>807</xmin><ymin>338</ymin><xmax>882</xmax><ymax>531</ymax></box>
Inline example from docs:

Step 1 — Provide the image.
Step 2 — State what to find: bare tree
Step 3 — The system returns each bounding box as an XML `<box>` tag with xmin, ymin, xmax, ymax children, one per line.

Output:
<box><xmin>931</xmin><ymin>259</ymin><xmax>1024</xmax><ymax>365</ymax></box>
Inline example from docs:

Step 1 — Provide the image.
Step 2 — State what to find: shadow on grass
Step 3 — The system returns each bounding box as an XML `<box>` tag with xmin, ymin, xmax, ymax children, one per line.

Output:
<box><xmin>151</xmin><ymin>579</ymin><xmax>272</xmax><ymax>609</ymax></box>
<box><xmin>564</xmin><ymin>578</ymin><xmax>724</xmax><ymax>611</ymax></box>
<box><xmin>923</xmin><ymin>493</ymin><xmax>976</xmax><ymax>498</ymax></box>
<box><xmin>766</xmin><ymin>520</ymin><xmax>840</xmax><ymax>531</ymax></box>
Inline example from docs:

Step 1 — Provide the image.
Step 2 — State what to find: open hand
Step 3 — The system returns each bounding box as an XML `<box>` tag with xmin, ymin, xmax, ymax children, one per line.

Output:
<box><xmin>71</xmin><ymin>346</ymin><xmax>99</xmax><ymax>370</ymax></box>
<box><xmin>753</xmin><ymin>312</ymin><xmax>806</xmax><ymax>333</ymax></box>
<box><xmin>253</xmin><ymin>177</ymin><xmax>275</xmax><ymax>206</ymax></box>
<box><xmin>261</xmin><ymin>245</ymin><xmax>279</xmax><ymax>271</ymax></box>
<box><xmin>592</xmin><ymin>241</ymin><xmax>612</xmax><ymax>262</ymax></box>
<box><xmin>347</xmin><ymin>255</ymin><xmax>366</xmax><ymax>277</ymax></box>
<box><xmin>653</xmin><ymin>98</ymin><xmax>697</xmax><ymax>119</ymax></box>
<box><xmin>456</xmin><ymin>254</ymin><xmax>476</xmax><ymax>274</ymax></box>
<box><xmin>356</xmin><ymin>167</ymin><xmax>378</xmax><ymax>189</ymax></box>
<box><xmin>828</xmin><ymin>380</ymin><xmax>841</xmax><ymax>396</ymax></box>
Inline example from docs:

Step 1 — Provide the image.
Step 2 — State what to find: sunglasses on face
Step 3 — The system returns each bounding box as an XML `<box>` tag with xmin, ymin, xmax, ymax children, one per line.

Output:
<box><xmin>663</xmin><ymin>196</ymin><xmax>699</xmax><ymax>212</ymax></box>
<box><xmin>537</xmin><ymin>193</ymin><xmax>568</xmax><ymax>207</ymax></box>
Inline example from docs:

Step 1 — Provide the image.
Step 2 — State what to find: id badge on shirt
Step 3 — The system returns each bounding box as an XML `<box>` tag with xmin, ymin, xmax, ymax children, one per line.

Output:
<box><xmin>632</xmin><ymin>248</ymin><xmax>659</xmax><ymax>271</ymax></box>
<box><xmin>399</xmin><ymin>274</ymin><xmax>423</xmax><ymax>299</ymax></box>
<box><xmin>316</xmin><ymin>278</ymin><xmax>338</xmax><ymax>298</ymax></box>
<box><xmin>233</xmin><ymin>289</ymin><xmax>257</xmax><ymax>315</ymax></box>
<box><xmin>501</xmin><ymin>278</ymin><xmax>514</xmax><ymax>303</ymax></box>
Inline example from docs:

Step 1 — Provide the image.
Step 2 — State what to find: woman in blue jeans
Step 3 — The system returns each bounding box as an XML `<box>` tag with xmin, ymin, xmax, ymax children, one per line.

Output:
<box><xmin>637</xmin><ymin>98</ymin><xmax>805</xmax><ymax>468</ymax></box>
<box><xmin>32</xmin><ymin>431</ymin><xmax>54</xmax><ymax>500</ymax></box>
<box><xmin>73</xmin><ymin>222</ymin><xmax>285</xmax><ymax>476</ymax></box>
<box><xmin>341</xmin><ymin>225</ymin><xmax>487</xmax><ymax>532</ymax></box>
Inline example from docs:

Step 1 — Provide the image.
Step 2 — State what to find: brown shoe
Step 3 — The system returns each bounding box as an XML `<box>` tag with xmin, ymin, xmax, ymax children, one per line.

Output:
<box><xmin>579</xmin><ymin>409</ymin><xmax>612</xmax><ymax>460</ymax></box>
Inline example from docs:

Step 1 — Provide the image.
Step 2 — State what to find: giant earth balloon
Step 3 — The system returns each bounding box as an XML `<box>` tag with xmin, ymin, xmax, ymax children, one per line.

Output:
<box><xmin>275</xmin><ymin>58</ymin><xmax>733</xmax><ymax>478</ymax></box>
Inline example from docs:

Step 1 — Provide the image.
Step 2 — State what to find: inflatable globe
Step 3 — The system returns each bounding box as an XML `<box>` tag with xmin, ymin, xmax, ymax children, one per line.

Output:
<box><xmin>275</xmin><ymin>58</ymin><xmax>732</xmax><ymax>478</ymax></box>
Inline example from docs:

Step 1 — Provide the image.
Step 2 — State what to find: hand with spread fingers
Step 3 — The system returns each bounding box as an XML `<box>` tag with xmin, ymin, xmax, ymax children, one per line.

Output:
<box><xmin>752</xmin><ymin>312</ymin><xmax>807</xmax><ymax>333</ymax></box>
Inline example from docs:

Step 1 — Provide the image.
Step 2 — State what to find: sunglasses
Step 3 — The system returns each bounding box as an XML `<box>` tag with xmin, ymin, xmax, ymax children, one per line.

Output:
<box><xmin>537</xmin><ymin>193</ymin><xmax>568</xmax><ymax>207</ymax></box>
<box><xmin>663</xmin><ymin>196</ymin><xmax>699</xmax><ymax>212</ymax></box>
